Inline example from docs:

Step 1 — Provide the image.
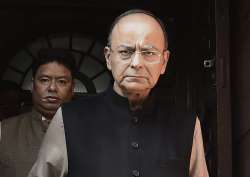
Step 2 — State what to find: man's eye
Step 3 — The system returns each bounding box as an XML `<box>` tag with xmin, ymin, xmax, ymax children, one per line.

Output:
<box><xmin>39</xmin><ymin>78</ymin><xmax>50</xmax><ymax>83</ymax></box>
<box><xmin>119</xmin><ymin>50</ymin><xmax>133</xmax><ymax>56</ymax></box>
<box><xmin>57</xmin><ymin>80</ymin><xmax>68</xmax><ymax>85</ymax></box>
<box><xmin>142</xmin><ymin>51</ymin><xmax>156</xmax><ymax>56</ymax></box>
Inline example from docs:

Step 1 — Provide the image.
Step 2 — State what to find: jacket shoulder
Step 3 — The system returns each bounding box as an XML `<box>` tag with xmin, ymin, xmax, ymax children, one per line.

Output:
<box><xmin>2</xmin><ymin>111</ymin><xmax>34</xmax><ymax>131</ymax></box>
<box><xmin>0</xmin><ymin>111</ymin><xmax>40</xmax><ymax>151</ymax></box>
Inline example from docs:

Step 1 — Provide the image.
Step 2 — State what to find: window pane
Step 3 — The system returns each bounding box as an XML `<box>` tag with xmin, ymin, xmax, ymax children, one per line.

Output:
<box><xmin>74</xmin><ymin>79</ymin><xmax>87</xmax><ymax>93</ymax></box>
<box><xmin>28</xmin><ymin>38</ymin><xmax>49</xmax><ymax>58</ymax></box>
<box><xmin>90</xmin><ymin>42</ymin><xmax>105</xmax><ymax>62</ymax></box>
<box><xmin>50</xmin><ymin>35</ymin><xmax>69</xmax><ymax>49</ymax></box>
<box><xmin>79</xmin><ymin>56</ymin><xmax>104</xmax><ymax>78</ymax></box>
<box><xmin>9</xmin><ymin>50</ymin><xmax>33</xmax><ymax>72</ymax></box>
<box><xmin>71</xmin><ymin>51</ymin><xmax>82</xmax><ymax>66</ymax></box>
<box><xmin>72</xmin><ymin>35</ymin><xmax>93</xmax><ymax>52</ymax></box>
<box><xmin>22</xmin><ymin>69</ymin><xmax>32</xmax><ymax>90</ymax></box>
<box><xmin>2</xmin><ymin>68</ymin><xmax>22</xmax><ymax>84</ymax></box>
<box><xmin>93</xmin><ymin>73</ymin><xmax>111</xmax><ymax>93</ymax></box>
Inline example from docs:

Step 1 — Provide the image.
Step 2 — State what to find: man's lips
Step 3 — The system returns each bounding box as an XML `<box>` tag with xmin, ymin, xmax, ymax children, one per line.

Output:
<box><xmin>123</xmin><ymin>76</ymin><xmax>148</xmax><ymax>82</ymax></box>
<box><xmin>43</xmin><ymin>96</ymin><xmax>60</xmax><ymax>103</ymax></box>
<box><xmin>124</xmin><ymin>75</ymin><xmax>147</xmax><ymax>78</ymax></box>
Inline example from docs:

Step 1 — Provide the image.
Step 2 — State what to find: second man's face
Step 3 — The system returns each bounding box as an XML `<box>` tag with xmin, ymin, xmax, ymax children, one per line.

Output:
<box><xmin>32</xmin><ymin>61</ymin><xmax>74</xmax><ymax>119</ymax></box>
<box><xmin>105</xmin><ymin>14</ymin><xmax>169</xmax><ymax>95</ymax></box>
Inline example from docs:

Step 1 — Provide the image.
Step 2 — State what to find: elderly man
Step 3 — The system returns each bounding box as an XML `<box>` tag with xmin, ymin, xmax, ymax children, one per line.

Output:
<box><xmin>0</xmin><ymin>48</ymin><xmax>76</xmax><ymax>177</ymax></box>
<box><xmin>29</xmin><ymin>10</ymin><xmax>209</xmax><ymax>177</ymax></box>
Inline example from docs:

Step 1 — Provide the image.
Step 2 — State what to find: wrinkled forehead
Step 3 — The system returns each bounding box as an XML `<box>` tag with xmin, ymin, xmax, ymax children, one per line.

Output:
<box><xmin>111</xmin><ymin>14</ymin><xmax>165</xmax><ymax>50</ymax></box>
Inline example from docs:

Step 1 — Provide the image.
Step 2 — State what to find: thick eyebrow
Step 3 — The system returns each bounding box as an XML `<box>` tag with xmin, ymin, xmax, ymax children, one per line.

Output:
<box><xmin>115</xmin><ymin>44</ymin><xmax>161</xmax><ymax>51</ymax></box>
<box><xmin>37</xmin><ymin>75</ymin><xmax>72</xmax><ymax>80</ymax></box>
<box><xmin>116</xmin><ymin>44</ymin><xmax>135</xmax><ymax>50</ymax></box>
<box><xmin>140</xmin><ymin>45</ymin><xmax>160</xmax><ymax>51</ymax></box>
<box><xmin>56</xmin><ymin>76</ymin><xmax>72</xmax><ymax>80</ymax></box>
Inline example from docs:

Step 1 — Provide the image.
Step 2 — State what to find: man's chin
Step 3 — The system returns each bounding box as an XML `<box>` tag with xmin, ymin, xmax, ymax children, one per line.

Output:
<box><xmin>121</xmin><ymin>83</ymin><xmax>150</xmax><ymax>93</ymax></box>
<box><xmin>43</xmin><ymin>103</ymin><xmax>60</xmax><ymax>110</ymax></box>
<box><xmin>36</xmin><ymin>104</ymin><xmax>61</xmax><ymax>118</ymax></box>
<box><xmin>40</xmin><ymin>109</ymin><xmax>58</xmax><ymax>119</ymax></box>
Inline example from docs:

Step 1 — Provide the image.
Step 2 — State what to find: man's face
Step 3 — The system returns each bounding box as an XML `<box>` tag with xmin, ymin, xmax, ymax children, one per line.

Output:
<box><xmin>105</xmin><ymin>14</ymin><xmax>170</xmax><ymax>95</ymax></box>
<box><xmin>32</xmin><ymin>61</ymin><xmax>74</xmax><ymax>119</ymax></box>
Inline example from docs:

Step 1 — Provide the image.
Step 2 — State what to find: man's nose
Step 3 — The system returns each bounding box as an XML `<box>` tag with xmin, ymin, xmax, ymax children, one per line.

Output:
<box><xmin>48</xmin><ymin>80</ymin><xmax>57</xmax><ymax>92</ymax></box>
<box><xmin>130</xmin><ymin>52</ymin><xmax>143</xmax><ymax>69</ymax></box>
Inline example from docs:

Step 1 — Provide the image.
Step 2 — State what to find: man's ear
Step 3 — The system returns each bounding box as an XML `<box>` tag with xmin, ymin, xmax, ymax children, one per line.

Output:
<box><xmin>104</xmin><ymin>46</ymin><xmax>111</xmax><ymax>71</ymax></box>
<box><xmin>160</xmin><ymin>50</ymin><xmax>170</xmax><ymax>74</ymax></box>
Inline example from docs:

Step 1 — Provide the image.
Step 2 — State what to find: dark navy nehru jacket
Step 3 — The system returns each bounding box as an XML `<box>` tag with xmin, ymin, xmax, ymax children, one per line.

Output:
<box><xmin>62</xmin><ymin>87</ymin><xmax>196</xmax><ymax>177</ymax></box>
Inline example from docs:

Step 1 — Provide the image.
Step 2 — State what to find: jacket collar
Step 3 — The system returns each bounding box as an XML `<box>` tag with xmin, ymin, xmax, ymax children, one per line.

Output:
<box><xmin>105</xmin><ymin>85</ymin><xmax>157</xmax><ymax>117</ymax></box>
